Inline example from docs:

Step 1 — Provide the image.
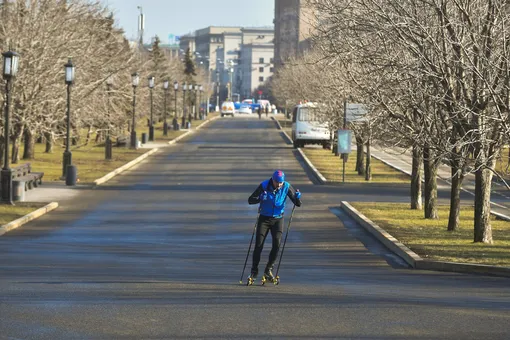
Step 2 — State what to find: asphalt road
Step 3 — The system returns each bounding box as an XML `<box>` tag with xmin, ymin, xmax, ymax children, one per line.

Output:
<box><xmin>1</xmin><ymin>117</ymin><xmax>509</xmax><ymax>339</ymax></box>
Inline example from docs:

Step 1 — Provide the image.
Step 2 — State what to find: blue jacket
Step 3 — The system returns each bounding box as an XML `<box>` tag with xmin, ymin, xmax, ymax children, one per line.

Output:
<box><xmin>248</xmin><ymin>178</ymin><xmax>301</xmax><ymax>217</ymax></box>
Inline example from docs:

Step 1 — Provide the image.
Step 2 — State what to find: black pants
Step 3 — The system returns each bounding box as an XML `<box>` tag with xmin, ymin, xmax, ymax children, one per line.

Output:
<box><xmin>251</xmin><ymin>215</ymin><xmax>283</xmax><ymax>272</ymax></box>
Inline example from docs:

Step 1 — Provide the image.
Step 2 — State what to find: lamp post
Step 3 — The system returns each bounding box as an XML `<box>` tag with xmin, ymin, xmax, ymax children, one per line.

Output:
<box><xmin>62</xmin><ymin>58</ymin><xmax>75</xmax><ymax>184</ymax></box>
<box><xmin>199</xmin><ymin>84</ymin><xmax>204</xmax><ymax>118</ymax></box>
<box><xmin>181</xmin><ymin>82</ymin><xmax>187</xmax><ymax>128</ymax></box>
<box><xmin>130</xmin><ymin>72</ymin><xmax>139</xmax><ymax>149</ymax></box>
<box><xmin>148</xmin><ymin>75</ymin><xmax>155</xmax><ymax>141</ymax></box>
<box><xmin>194</xmin><ymin>83</ymin><xmax>199</xmax><ymax>120</ymax></box>
<box><xmin>215</xmin><ymin>70</ymin><xmax>219</xmax><ymax>110</ymax></box>
<box><xmin>172</xmin><ymin>81</ymin><xmax>179</xmax><ymax>130</ymax></box>
<box><xmin>105</xmin><ymin>76</ymin><xmax>113</xmax><ymax>160</ymax></box>
<box><xmin>163</xmin><ymin>79</ymin><xmax>169</xmax><ymax>136</ymax></box>
<box><xmin>173</xmin><ymin>81</ymin><xmax>178</xmax><ymax>118</ymax></box>
<box><xmin>228</xmin><ymin>67</ymin><xmax>233</xmax><ymax>100</ymax></box>
<box><xmin>0</xmin><ymin>49</ymin><xmax>19</xmax><ymax>204</ymax></box>
<box><xmin>189</xmin><ymin>84</ymin><xmax>195</xmax><ymax>122</ymax></box>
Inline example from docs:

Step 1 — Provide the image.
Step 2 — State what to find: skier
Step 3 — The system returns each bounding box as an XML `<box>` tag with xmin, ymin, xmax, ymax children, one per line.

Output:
<box><xmin>247</xmin><ymin>170</ymin><xmax>302</xmax><ymax>283</ymax></box>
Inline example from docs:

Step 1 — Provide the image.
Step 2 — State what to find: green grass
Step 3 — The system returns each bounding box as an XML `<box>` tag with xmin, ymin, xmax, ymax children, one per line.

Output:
<box><xmin>302</xmin><ymin>148</ymin><xmax>410</xmax><ymax>183</ymax></box>
<box><xmin>0</xmin><ymin>203</ymin><xmax>46</xmax><ymax>226</ymax></box>
<box><xmin>275</xmin><ymin>115</ymin><xmax>409</xmax><ymax>183</ymax></box>
<box><xmin>350</xmin><ymin>202</ymin><xmax>510</xmax><ymax>266</ymax></box>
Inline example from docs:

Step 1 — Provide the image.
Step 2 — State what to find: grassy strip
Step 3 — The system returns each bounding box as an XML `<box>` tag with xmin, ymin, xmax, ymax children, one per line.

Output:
<box><xmin>302</xmin><ymin>148</ymin><xmax>410</xmax><ymax>183</ymax></box>
<box><xmin>0</xmin><ymin>203</ymin><xmax>46</xmax><ymax>226</ymax></box>
<box><xmin>276</xmin><ymin>114</ymin><xmax>510</xmax><ymax>266</ymax></box>
<box><xmin>350</xmin><ymin>202</ymin><xmax>510</xmax><ymax>266</ymax></box>
<box><xmin>275</xmin><ymin>115</ymin><xmax>409</xmax><ymax>183</ymax></box>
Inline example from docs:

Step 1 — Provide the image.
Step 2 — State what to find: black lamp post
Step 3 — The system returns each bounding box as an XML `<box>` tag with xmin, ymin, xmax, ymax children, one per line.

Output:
<box><xmin>148</xmin><ymin>75</ymin><xmax>155</xmax><ymax>141</ymax></box>
<box><xmin>215</xmin><ymin>70</ymin><xmax>219</xmax><ymax>110</ymax></box>
<box><xmin>173</xmin><ymin>81</ymin><xmax>179</xmax><ymax>117</ymax></box>
<box><xmin>194</xmin><ymin>84</ymin><xmax>199</xmax><ymax>120</ymax></box>
<box><xmin>189</xmin><ymin>84</ymin><xmax>195</xmax><ymax>122</ymax></box>
<box><xmin>62</xmin><ymin>58</ymin><xmax>75</xmax><ymax>183</ymax></box>
<box><xmin>0</xmin><ymin>49</ymin><xmax>19</xmax><ymax>204</ymax></box>
<box><xmin>173</xmin><ymin>81</ymin><xmax>178</xmax><ymax>130</ymax></box>
<box><xmin>130</xmin><ymin>72</ymin><xmax>139</xmax><ymax>149</ymax></box>
<box><xmin>105</xmin><ymin>76</ymin><xmax>113</xmax><ymax>160</ymax></box>
<box><xmin>163</xmin><ymin>79</ymin><xmax>169</xmax><ymax>136</ymax></box>
<box><xmin>199</xmin><ymin>85</ymin><xmax>204</xmax><ymax>118</ymax></box>
<box><xmin>181</xmin><ymin>82</ymin><xmax>187</xmax><ymax>128</ymax></box>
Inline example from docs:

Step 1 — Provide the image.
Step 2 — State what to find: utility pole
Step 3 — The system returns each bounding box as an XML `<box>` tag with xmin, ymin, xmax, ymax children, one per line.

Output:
<box><xmin>137</xmin><ymin>6</ymin><xmax>144</xmax><ymax>46</ymax></box>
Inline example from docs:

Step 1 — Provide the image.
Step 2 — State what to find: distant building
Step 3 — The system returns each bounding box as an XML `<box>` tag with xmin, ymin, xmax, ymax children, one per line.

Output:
<box><xmin>274</xmin><ymin>0</ymin><xmax>316</xmax><ymax>69</ymax></box>
<box><xmin>177</xmin><ymin>26</ymin><xmax>275</xmax><ymax>102</ymax></box>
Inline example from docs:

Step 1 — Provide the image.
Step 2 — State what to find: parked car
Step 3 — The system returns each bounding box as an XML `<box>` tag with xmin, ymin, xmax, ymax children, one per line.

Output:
<box><xmin>238</xmin><ymin>104</ymin><xmax>252</xmax><ymax>114</ymax></box>
<box><xmin>221</xmin><ymin>101</ymin><xmax>235</xmax><ymax>117</ymax></box>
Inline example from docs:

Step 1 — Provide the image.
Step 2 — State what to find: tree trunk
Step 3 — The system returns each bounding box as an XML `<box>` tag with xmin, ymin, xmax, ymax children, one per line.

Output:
<box><xmin>365</xmin><ymin>135</ymin><xmax>371</xmax><ymax>181</ymax></box>
<box><xmin>411</xmin><ymin>145</ymin><xmax>423</xmax><ymax>210</ymax></box>
<box><xmin>10</xmin><ymin>127</ymin><xmax>23</xmax><ymax>165</ymax></box>
<box><xmin>22</xmin><ymin>128</ymin><xmax>35</xmax><ymax>160</ymax></box>
<box><xmin>423</xmin><ymin>146</ymin><xmax>438</xmax><ymax>219</ymax></box>
<box><xmin>356</xmin><ymin>134</ymin><xmax>365</xmax><ymax>175</ymax></box>
<box><xmin>474</xmin><ymin>161</ymin><xmax>494</xmax><ymax>243</ymax></box>
<box><xmin>448</xmin><ymin>163</ymin><xmax>464</xmax><ymax>231</ymax></box>
<box><xmin>0</xmin><ymin>137</ymin><xmax>4</xmax><ymax>165</ymax></box>
<box><xmin>45</xmin><ymin>132</ymin><xmax>54</xmax><ymax>153</ymax></box>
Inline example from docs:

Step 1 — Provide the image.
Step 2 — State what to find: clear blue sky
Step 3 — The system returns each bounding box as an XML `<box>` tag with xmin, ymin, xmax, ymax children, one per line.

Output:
<box><xmin>102</xmin><ymin>0</ymin><xmax>275</xmax><ymax>44</ymax></box>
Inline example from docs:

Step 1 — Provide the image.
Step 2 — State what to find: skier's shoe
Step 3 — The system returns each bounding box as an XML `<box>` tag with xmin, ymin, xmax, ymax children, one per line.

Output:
<box><xmin>262</xmin><ymin>267</ymin><xmax>275</xmax><ymax>285</ymax></box>
<box><xmin>246</xmin><ymin>268</ymin><xmax>258</xmax><ymax>286</ymax></box>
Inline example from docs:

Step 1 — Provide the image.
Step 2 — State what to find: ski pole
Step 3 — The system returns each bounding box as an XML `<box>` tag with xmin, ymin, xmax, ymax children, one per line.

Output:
<box><xmin>239</xmin><ymin>211</ymin><xmax>260</xmax><ymax>284</ymax></box>
<box><xmin>274</xmin><ymin>204</ymin><xmax>296</xmax><ymax>284</ymax></box>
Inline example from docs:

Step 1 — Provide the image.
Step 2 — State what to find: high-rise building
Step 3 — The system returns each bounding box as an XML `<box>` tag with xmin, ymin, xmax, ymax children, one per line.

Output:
<box><xmin>274</xmin><ymin>0</ymin><xmax>316</xmax><ymax>69</ymax></box>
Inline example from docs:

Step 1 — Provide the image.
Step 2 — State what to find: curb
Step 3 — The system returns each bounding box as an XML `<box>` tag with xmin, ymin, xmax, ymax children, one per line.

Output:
<box><xmin>340</xmin><ymin>201</ymin><xmax>510</xmax><ymax>278</ymax></box>
<box><xmin>0</xmin><ymin>202</ymin><xmax>58</xmax><ymax>237</ymax></box>
<box><xmin>94</xmin><ymin>148</ymin><xmax>159</xmax><ymax>185</ymax></box>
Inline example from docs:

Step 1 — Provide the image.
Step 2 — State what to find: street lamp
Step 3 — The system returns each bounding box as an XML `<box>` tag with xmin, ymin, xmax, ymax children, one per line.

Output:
<box><xmin>130</xmin><ymin>72</ymin><xmax>139</xmax><ymax>149</ymax></box>
<box><xmin>215</xmin><ymin>69</ymin><xmax>219</xmax><ymax>110</ymax></box>
<box><xmin>228</xmin><ymin>67</ymin><xmax>233</xmax><ymax>100</ymax></box>
<box><xmin>173</xmin><ymin>81</ymin><xmax>179</xmax><ymax>130</ymax></box>
<box><xmin>189</xmin><ymin>84</ymin><xmax>195</xmax><ymax>122</ymax></box>
<box><xmin>148</xmin><ymin>75</ymin><xmax>155</xmax><ymax>141</ymax></box>
<box><xmin>0</xmin><ymin>49</ymin><xmax>19</xmax><ymax>204</ymax></box>
<box><xmin>163</xmin><ymin>79</ymin><xmax>169</xmax><ymax>136</ymax></box>
<box><xmin>182</xmin><ymin>82</ymin><xmax>187</xmax><ymax>128</ymax></box>
<box><xmin>62</xmin><ymin>58</ymin><xmax>75</xmax><ymax>185</ymax></box>
<box><xmin>105</xmin><ymin>76</ymin><xmax>113</xmax><ymax>160</ymax></box>
<box><xmin>199</xmin><ymin>84</ymin><xmax>204</xmax><ymax>118</ymax></box>
<box><xmin>194</xmin><ymin>83</ymin><xmax>199</xmax><ymax>120</ymax></box>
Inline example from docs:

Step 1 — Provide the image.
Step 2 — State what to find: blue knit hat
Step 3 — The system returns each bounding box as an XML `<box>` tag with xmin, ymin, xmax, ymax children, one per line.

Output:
<box><xmin>272</xmin><ymin>170</ymin><xmax>285</xmax><ymax>183</ymax></box>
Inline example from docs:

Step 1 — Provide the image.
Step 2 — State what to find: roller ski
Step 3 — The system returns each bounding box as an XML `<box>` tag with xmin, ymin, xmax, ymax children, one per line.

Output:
<box><xmin>261</xmin><ymin>267</ymin><xmax>278</xmax><ymax>285</ymax></box>
<box><xmin>246</xmin><ymin>268</ymin><xmax>258</xmax><ymax>286</ymax></box>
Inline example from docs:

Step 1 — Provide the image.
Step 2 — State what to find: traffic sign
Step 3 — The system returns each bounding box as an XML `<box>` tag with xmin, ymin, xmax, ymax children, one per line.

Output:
<box><xmin>346</xmin><ymin>103</ymin><xmax>368</xmax><ymax>122</ymax></box>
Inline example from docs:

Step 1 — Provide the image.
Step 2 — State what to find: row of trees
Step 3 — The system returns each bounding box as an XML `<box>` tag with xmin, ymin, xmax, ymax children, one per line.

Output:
<box><xmin>271</xmin><ymin>0</ymin><xmax>510</xmax><ymax>244</ymax></box>
<box><xmin>0</xmin><ymin>0</ymin><xmax>209</xmax><ymax>164</ymax></box>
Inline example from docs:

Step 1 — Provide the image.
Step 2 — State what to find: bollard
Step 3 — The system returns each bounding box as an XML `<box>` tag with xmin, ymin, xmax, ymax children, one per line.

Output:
<box><xmin>141</xmin><ymin>132</ymin><xmax>148</xmax><ymax>144</ymax></box>
<box><xmin>66</xmin><ymin>165</ymin><xmax>77</xmax><ymax>186</ymax></box>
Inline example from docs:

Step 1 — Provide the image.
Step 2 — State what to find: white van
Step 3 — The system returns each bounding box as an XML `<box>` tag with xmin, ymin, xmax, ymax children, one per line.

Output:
<box><xmin>221</xmin><ymin>101</ymin><xmax>235</xmax><ymax>117</ymax></box>
<box><xmin>291</xmin><ymin>102</ymin><xmax>330</xmax><ymax>148</ymax></box>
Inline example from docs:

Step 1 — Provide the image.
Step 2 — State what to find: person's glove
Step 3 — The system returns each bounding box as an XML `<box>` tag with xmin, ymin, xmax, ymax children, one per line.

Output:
<box><xmin>259</xmin><ymin>191</ymin><xmax>267</xmax><ymax>201</ymax></box>
<box><xmin>295</xmin><ymin>190</ymin><xmax>301</xmax><ymax>199</ymax></box>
